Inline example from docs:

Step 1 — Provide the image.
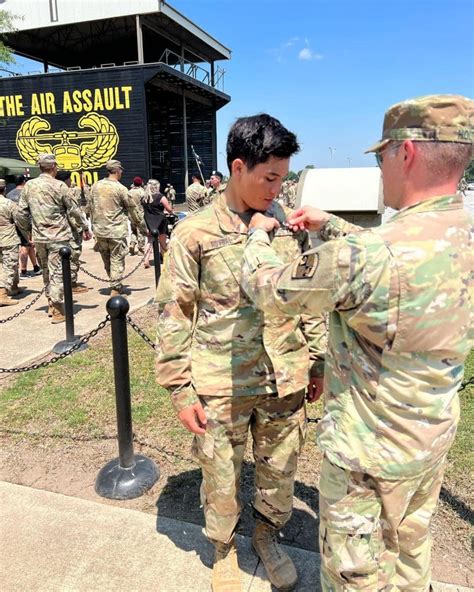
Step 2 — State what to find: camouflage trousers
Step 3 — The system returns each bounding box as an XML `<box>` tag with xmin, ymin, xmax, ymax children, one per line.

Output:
<box><xmin>70</xmin><ymin>231</ymin><xmax>82</xmax><ymax>285</ymax></box>
<box><xmin>129</xmin><ymin>223</ymin><xmax>145</xmax><ymax>252</ymax></box>
<box><xmin>192</xmin><ymin>391</ymin><xmax>306</xmax><ymax>544</ymax></box>
<box><xmin>35</xmin><ymin>242</ymin><xmax>66</xmax><ymax>304</ymax></box>
<box><xmin>95</xmin><ymin>237</ymin><xmax>128</xmax><ymax>291</ymax></box>
<box><xmin>0</xmin><ymin>244</ymin><xmax>19</xmax><ymax>290</ymax></box>
<box><xmin>319</xmin><ymin>454</ymin><xmax>447</xmax><ymax>591</ymax></box>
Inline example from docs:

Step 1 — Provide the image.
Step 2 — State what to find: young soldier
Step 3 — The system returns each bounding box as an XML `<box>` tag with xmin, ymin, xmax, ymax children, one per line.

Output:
<box><xmin>156</xmin><ymin>114</ymin><xmax>326</xmax><ymax>592</ymax></box>
<box><xmin>241</xmin><ymin>95</ymin><xmax>473</xmax><ymax>590</ymax></box>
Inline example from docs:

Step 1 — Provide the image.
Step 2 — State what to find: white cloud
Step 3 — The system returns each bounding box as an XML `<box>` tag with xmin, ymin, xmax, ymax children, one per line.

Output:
<box><xmin>298</xmin><ymin>48</ymin><xmax>323</xmax><ymax>61</ymax></box>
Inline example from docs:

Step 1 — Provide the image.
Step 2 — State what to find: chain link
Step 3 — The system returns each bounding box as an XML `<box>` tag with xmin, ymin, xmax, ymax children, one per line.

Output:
<box><xmin>126</xmin><ymin>315</ymin><xmax>157</xmax><ymax>350</ymax></box>
<box><xmin>0</xmin><ymin>285</ymin><xmax>46</xmax><ymax>324</ymax></box>
<box><xmin>458</xmin><ymin>376</ymin><xmax>473</xmax><ymax>392</ymax></box>
<box><xmin>79</xmin><ymin>245</ymin><xmax>152</xmax><ymax>283</ymax></box>
<box><xmin>0</xmin><ymin>315</ymin><xmax>110</xmax><ymax>373</ymax></box>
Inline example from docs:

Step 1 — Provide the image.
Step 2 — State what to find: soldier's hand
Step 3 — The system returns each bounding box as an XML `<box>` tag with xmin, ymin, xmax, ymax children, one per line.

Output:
<box><xmin>83</xmin><ymin>230</ymin><xmax>92</xmax><ymax>241</ymax></box>
<box><xmin>178</xmin><ymin>402</ymin><xmax>207</xmax><ymax>434</ymax></box>
<box><xmin>248</xmin><ymin>212</ymin><xmax>280</xmax><ymax>233</ymax></box>
<box><xmin>287</xmin><ymin>206</ymin><xmax>330</xmax><ymax>232</ymax></box>
<box><xmin>307</xmin><ymin>376</ymin><xmax>324</xmax><ymax>403</ymax></box>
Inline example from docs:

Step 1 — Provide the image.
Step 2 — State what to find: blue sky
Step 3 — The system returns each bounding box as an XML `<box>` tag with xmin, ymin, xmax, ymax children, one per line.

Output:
<box><xmin>9</xmin><ymin>0</ymin><xmax>474</xmax><ymax>173</ymax></box>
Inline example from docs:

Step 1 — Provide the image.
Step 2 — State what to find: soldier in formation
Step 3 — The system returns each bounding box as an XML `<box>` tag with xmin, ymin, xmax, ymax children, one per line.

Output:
<box><xmin>16</xmin><ymin>154</ymin><xmax>91</xmax><ymax>322</ymax></box>
<box><xmin>156</xmin><ymin>114</ymin><xmax>327</xmax><ymax>592</ymax></box>
<box><xmin>241</xmin><ymin>94</ymin><xmax>473</xmax><ymax>590</ymax></box>
<box><xmin>89</xmin><ymin>159</ymin><xmax>146</xmax><ymax>296</ymax></box>
<box><xmin>185</xmin><ymin>173</ymin><xmax>208</xmax><ymax>213</ymax></box>
<box><xmin>0</xmin><ymin>179</ymin><xmax>23</xmax><ymax>306</ymax></box>
<box><xmin>128</xmin><ymin>176</ymin><xmax>146</xmax><ymax>256</ymax></box>
<box><xmin>56</xmin><ymin>170</ymin><xmax>90</xmax><ymax>293</ymax></box>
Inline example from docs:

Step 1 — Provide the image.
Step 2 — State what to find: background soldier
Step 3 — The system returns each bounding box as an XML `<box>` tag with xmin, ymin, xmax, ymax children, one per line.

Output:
<box><xmin>156</xmin><ymin>114</ymin><xmax>326</xmax><ymax>592</ymax></box>
<box><xmin>241</xmin><ymin>94</ymin><xmax>473</xmax><ymax>590</ymax></box>
<box><xmin>204</xmin><ymin>170</ymin><xmax>225</xmax><ymax>205</ymax></box>
<box><xmin>90</xmin><ymin>160</ymin><xmax>145</xmax><ymax>296</ymax></box>
<box><xmin>56</xmin><ymin>170</ymin><xmax>90</xmax><ymax>293</ymax></box>
<box><xmin>164</xmin><ymin>183</ymin><xmax>176</xmax><ymax>206</ymax></box>
<box><xmin>128</xmin><ymin>176</ymin><xmax>146</xmax><ymax>255</ymax></box>
<box><xmin>0</xmin><ymin>179</ymin><xmax>23</xmax><ymax>306</ymax></box>
<box><xmin>277</xmin><ymin>178</ymin><xmax>297</xmax><ymax>209</ymax></box>
<box><xmin>16</xmin><ymin>154</ymin><xmax>91</xmax><ymax>322</ymax></box>
<box><xmin>185</xmin><ymin>173</ymin><xmax>208</xmax><ymax>213</ymax></box>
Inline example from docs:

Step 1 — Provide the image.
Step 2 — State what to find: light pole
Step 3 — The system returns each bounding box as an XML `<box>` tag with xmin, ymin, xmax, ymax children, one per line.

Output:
<box><xmin>328</xmin><ymin>146</ymin><xmax>336</xmax><ymax>159</ymax></box>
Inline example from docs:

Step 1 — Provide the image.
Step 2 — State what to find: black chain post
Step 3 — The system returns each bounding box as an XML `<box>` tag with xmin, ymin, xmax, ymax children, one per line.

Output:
<box><xmin>52</xmin><ymin>246</ymin><xmax>88</xmax><ymax>355</ymax></box>
<box><xmin>151</xmin><ymin>229</ymin><xmax>161</xmax><ymax>288</ymax></box>
<box><xmin>95</xmin><ymin>296</ymin><xmax>159</xmax><ymax>500</ymax></box>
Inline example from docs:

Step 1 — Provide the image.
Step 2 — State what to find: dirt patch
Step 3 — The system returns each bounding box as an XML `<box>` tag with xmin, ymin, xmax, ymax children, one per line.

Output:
<box><xmin>0</xmin><ymin>429</ymin><xmax>471</xmax><ymax>587</ymax></box>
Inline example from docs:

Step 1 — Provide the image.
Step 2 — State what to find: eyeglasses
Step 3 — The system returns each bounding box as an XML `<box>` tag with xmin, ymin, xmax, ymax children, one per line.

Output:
<box><xmin>375</xmin><ymin>142</ymin><xmax>402</xmax><ymax>168</ymax></box>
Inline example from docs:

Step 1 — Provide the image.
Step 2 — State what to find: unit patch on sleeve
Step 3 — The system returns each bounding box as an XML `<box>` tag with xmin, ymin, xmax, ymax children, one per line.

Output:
<box><xmin>291</xmin><ymin>253</ymin><xmax>318</xmax><ymax>280</ymax></box>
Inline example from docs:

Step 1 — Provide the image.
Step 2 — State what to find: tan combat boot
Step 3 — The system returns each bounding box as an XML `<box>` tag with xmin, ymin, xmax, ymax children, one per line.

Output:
<box><xmin>51</xmin><ymin>302</ymin><xmax>65</xmax><ymax>324</ymax></box>
<box><xmin>71</xmin><ymin>283</ymin><xmax>89</xmax><ymax>293</ymax></box>
<box><xmin>8</xmin><ymin>286</ymin><xmax>25</xmax><ymax>296</ymax></box>
<box><xmin>211</xmin><ymin>540</ymin><xmax>242</xmax><ymax>592</ymax></box>
<box><xmin>252</xmin><ymin>520</ymin><xmax>298</xmax><ymax>591</ymax></box>
<box><xmin>47</xmin><ymin>299</ymin><xmax>54</xmax><ymax>317</ymax></box>
<box><xmin>110</xmin><ymin>288</ymin><xmax>121</xmax><ymax>297</ymax></box>
<box><xmin>0</xmin><ymin>287</ymin><xmax>18</xmax><ymax>306</ymax></box>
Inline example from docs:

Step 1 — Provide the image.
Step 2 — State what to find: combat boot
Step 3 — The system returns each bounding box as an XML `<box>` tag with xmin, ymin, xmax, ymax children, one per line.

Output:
<box><xmin>71</xmin><ymin>283</ymin><xmax>89</xmax><ymax>293</ymax></box>
<box><xmin>252</xmin><ymin>520</ymin><xmax>298</xmax><ymax>591</ymax></box>
<box><xmin>0</xmin><ymin>287</ymin><xmax>18</xmax><ymax>306</ymax></box>
<box><xmin>8</xmin><ymin>286</ymin><xmax>25</xmax><ymax>296</ymax></box>
<box><xmin>47</xmin><ymin>299</ymin><xmax>54</xmax><ymax>317</ymax></box>
<box><xmin>211</xmin><ymin>540</ymin><xmax>242</xmax><ymax>592</ymax></box>
<box><xmin>129</xmin><ymin>244</ymin><xmax>135</xmax><ymax>256</ymax></box>
<box><xmin>110</xmin><ymin>288</ymin><xmax>122</xmax><ymax>297</ymax></box>
<box><xmin>51</xmin><ymin>302</ymin><xmax>65</xmax><ymax>324</ymax></box>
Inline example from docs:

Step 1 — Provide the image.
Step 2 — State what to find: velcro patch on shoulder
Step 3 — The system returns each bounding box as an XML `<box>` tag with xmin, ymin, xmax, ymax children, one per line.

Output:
<box><xmin>291</xmin><ymin>253</ymin><xmax>318</xmax><ymax>279</ymax></box>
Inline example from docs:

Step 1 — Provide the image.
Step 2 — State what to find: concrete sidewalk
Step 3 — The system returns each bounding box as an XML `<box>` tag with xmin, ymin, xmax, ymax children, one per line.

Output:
<box><xmin>0</xmin><ymin>240</ymin><xmax>157</xmax><ymax>370</ymax></box>
<box><xmin>0</xmin><ymin>481</ymin><xmax>471</xmax><ymax>592</ymax></box>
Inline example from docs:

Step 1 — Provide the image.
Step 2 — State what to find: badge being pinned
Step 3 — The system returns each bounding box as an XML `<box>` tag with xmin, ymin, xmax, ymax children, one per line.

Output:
<box><xmin>291</xmin><ymin>253</ymin><xmax>318</xmax><ymax>279</ymax></box>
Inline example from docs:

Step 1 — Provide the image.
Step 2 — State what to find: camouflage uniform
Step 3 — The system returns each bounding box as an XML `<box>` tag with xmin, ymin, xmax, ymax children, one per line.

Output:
<box><xmin>156</xmin><ymin>193</ymin><xmax>326</xmax><ymax>543</ymax></box>
<box><xmin>67</xmin><ymin>185</ymin><xmax>87</xmax><ymax>285</ymax></box>
<box><xmin>16</xmin><ymin>174</ymin><xmax>87</xmax><ymax>304</ymax></box>
<box><xmin>0</xmin><ymin>195</ymin><xmax>21</xmax><ymax>291</ymax></box>
<box><xmin>278</xmin><ymin>180</ymin><xmax>297</xmax><ymax>209</ymax></box>
<box><xmin>185</xmin><ymin>181</ymin><xmax>208</xmax><ymax>213</ymax></box>
<box><xmin>243</xmin><ymin>196</ymin><xmax>472</xmax><ymax>588</ymax></box>
<box><xmin>204</xmin><ymin>182</ymin><xmax>226</xmax><ymax>207</ymax></box>
<box><xmin>127</xmin><ymin>186</ymin><xmax>146</xmax><ymax>253</ymax></box>
<box><xmin>90</xmin><ymin>178</ymin><xmax>145</xmax><ymax>292</ymax></box>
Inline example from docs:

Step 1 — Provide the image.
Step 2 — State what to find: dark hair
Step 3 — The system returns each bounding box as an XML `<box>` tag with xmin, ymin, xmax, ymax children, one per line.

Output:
<box><xmin>56</xmin><ymin>169</ymin><xmax>72</xmax><ymax>182</ymax></box>
<box><xmin>14</xmin><ymin>174</ymin><xmax>26</xmax><ymax>185</ymax></box>
<box><xmin>226</xmin><ymin>113</ymin><xmax>299</xmax><ymax>172</ymax></box>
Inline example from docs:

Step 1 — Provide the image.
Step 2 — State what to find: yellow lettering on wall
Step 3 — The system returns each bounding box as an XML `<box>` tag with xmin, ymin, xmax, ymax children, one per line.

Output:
<box><xmin>93</xmin><ymin>89</ymin><xmax>104</xmax><ymax>112</ymax></box>
<box><xmin>15</xmin><ymin>95</ymin><xmax>25</xmax><ymax>116</ymax></box>
<box><xmin>45</xmin><ymin>93</ymin><xmax>56</xmax><ymax>114</ymax></box>
<box><xmin>82</xmin><ymin>89</ymin><xmax>93</xmax><ymax>112</ymax></box>
<box><xmin>0</xmin><ymin>94</ymin><xmax>25</xmax><ymax>117</ymax></box>
<box><xmin>31</xmin><ymin>94</ymin><xmax>41</xmax><ymax>115</ymax></box>
<box><xmin>122</xmin><ymin>86</ymin><xmax>132</xmax><ymax>109</ymax></box>
<box><xmin>63</xmin><ymin>91</ymin><xmax>73</xmax><ymax>114</ymax></box>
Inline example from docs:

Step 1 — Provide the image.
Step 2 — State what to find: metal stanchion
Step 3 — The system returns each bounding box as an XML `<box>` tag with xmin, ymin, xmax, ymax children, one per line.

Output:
<box><xmin>53</xmin><ymin>246</ymin><xmax>88</xmax><ymax>354</ymax></box>
<box><xmin>95</xmin><ymin>296</ymin><xmax>159</xmax><ymax>500</ymax></box>
<box><xmin>151</xmin><ymin>229</ymin><xmax>161</xmax><ymax>288</ymax></box>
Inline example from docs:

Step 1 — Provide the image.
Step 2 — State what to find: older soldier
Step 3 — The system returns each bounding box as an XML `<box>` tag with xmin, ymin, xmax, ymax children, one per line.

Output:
<box><xmin>0</xmin><ymin>179</ymin><xmax>22</xmax><ymax>306</ymax></box>
<box><xmin>128</xmin><ymin>176</ymin><xmax>146</xmax><ymax>255</ymax></box>
<box><xmin>90</xmin><ymin>160</ymin><xmax>145</xmax><ymax>296</ymax></box>
<box><xmin>156</xmin><ymin>114</ymin><xmax>326</xmax><ymax>592</ymax></box>
<box><xmin>185</xmin><ymin>173</ymin><xmax>208</xmax><ymax>212</ymax></box>
<box><xmin>241</xmin><ymin>95</ymin><xmax>473</xmax><ymax>590</ymax></box>
<box><xmin>16</xmin><ymin>154</ymin><xmax>91</xmax><ymax>322</ymax></box>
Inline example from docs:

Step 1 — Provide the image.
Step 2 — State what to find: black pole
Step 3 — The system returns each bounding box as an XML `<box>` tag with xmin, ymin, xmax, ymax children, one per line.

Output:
<box><xmin>61</xmin><ymin>246</ymin><xmax>75</xmax><ymax>342</ymax></box>
<box><xmin>52</xmin><ymin>246</ymin><xmax>87</xmax><ymax>354</ymax></box>
<box><xmin>108</xmin><ymin>296</ymin><xmax>134</xmax><ymax>468</ymax></box>
<box><xmin>95</xmin><ymin>296</ymin><xmax>159</xmax><ymax>499</ymax></box>
<box><xmin>151</xmin><ymin>229</ymin><xmax>161</xmax><ymax>288</ymax></box>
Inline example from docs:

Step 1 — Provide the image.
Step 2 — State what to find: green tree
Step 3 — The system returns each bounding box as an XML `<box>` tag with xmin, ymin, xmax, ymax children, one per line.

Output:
<box><xmin>0</xmin><ymin>10</ymin><xmax>17</xmax><ymax>65</ymax></box>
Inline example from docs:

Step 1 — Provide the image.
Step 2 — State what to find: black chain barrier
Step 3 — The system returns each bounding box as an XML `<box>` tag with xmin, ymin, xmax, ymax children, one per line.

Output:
<box><xmin>0</xmin><ymin>286</ymin><xmax>46</xmax><ymax>324</ymax></box>
<box><xmin>126</xmin><ymin>315</ymin><xmax>157</xmax><ymax>350</ymax></box>
<box><xmin>0</xmin><ymin>315</ymin><xmax>110</xmax><ymax>373</ymax></box>
<box><xmin>78</xmin><ymin>245</ymin><xmax>152</xmax><ymax>284</ymax></box>
<box><xmin>458</xmin><ymin>376</ymin><xmax>473</xmax><ymax>392</ymax></box>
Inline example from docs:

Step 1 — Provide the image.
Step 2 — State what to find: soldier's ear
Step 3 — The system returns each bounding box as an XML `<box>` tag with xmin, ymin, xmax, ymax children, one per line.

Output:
<box><xmin>231</xmin><ymin>158</ymin><xmax>245</xmax><ymax>177</ymax></box>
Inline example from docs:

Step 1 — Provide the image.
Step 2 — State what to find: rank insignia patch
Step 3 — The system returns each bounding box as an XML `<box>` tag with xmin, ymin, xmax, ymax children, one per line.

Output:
<box><xmin>291</xmin><ymin>253</ymin><xmax>318</xmax><ymax>279</ymax></box>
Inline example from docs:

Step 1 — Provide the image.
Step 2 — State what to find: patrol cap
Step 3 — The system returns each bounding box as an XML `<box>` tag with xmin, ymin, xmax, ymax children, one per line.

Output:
<box><xmin>365</xmin><ymin>94</ymin><xmax>474</xmax><ymax>153</ymax></box>
<box><xmin>105</xmin><ymin>159</ymin><xmax>123</xmax><ymax>172</ymax></box>
<box><xmin>0</xmin><ymin>179</ymin><xmax>6</xmax><ymax>188</ymax></box>
<box><xmin>37</xmin><ymin>153</ymin><xmax>57</xmax><ymax>166</ymax></box>
<box><xmin>211</xmin><ymin>170</ymin><xmax>223</xmax><ymax>180</ymax></box>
